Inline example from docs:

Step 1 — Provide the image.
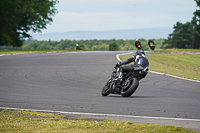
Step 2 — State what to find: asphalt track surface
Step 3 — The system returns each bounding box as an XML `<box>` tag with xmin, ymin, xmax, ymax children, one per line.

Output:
<box><xmin>0</xmin><ymin>51</ymin><xmax>200</xmax><ymax>130</ymax></box>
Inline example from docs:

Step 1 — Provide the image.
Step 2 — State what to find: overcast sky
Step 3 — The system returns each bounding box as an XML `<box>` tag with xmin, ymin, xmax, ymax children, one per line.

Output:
<box><xmin>37</xmin><ymin>0</ymin><xmax>197</xmax><ymax>34</ymax></box>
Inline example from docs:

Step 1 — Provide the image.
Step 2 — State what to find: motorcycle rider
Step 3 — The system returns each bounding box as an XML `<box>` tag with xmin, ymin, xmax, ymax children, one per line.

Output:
<box><xmin>115</xmin><ymin>39</ymin><xmax>149</xmax><ymax>81</ymax></box>
<box><xmin>76</xmin><ymin>44</ymin><xmax>83</xmax><ymax>50</ymax></box>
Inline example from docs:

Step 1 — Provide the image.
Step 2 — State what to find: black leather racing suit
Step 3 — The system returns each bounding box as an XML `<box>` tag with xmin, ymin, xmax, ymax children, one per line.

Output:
<box><xmin>119</xmin><ymin>50</ymin><xmax>149</xmax><ymax>73</ymax></box>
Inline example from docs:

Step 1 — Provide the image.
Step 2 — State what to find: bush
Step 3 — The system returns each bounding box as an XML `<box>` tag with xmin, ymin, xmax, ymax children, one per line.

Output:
<box><xmin>109</xmin><ymin>42</ymin><xmax>119</xmax><ymax>51</ymax></box>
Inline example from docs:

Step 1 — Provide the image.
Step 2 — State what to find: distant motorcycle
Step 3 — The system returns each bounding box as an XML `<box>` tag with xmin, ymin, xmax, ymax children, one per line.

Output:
<box><xmin>101</xmin><ymin>65</ymin><xmax>148</xmax><ymax>97</ymax></box>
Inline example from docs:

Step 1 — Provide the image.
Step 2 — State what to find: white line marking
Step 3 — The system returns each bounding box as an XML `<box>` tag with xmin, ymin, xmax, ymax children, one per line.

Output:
<box><xmin>1</xmin><ymin>107</ymin><xmax>200</xmax><ymax>122</ymax></box>
<box><xmin>149</xmin><ymin>71</ymin><xmax>200</xmax><ymax>83</ymax></box>
<box><xmin>116</xmin><ymin>53</ymin><xmax>200</xmax><ymax>83</ymax></box>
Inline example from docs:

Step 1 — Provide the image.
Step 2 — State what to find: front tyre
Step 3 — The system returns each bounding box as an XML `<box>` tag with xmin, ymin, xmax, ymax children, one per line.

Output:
<box><xmin>101</xmin><ymin>79</ymin><xmax>112</xmax><ymax>96</ymax></box>
<box><xmin>121</xmin><ymin>78</ymin><xmax>139</xmax><ymax>97</ymax></box>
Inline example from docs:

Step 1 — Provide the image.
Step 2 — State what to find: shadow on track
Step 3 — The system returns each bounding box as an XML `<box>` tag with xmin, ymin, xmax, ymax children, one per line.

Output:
<box><xmin>102</xmin><ymin>95</ymin><xmax>165</xmax><ymax>99</ymax></box>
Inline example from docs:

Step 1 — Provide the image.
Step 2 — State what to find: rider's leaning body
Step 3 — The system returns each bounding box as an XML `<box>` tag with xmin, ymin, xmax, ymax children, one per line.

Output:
<box><xmin>119</xmin><ymin>49</ymin><xmax>149</xmax><ymax>68</ymax></box>
<box><xmin>116</xmin><ymin>40</ymin><xmax>149</xmax><ymax>80</ymax></box>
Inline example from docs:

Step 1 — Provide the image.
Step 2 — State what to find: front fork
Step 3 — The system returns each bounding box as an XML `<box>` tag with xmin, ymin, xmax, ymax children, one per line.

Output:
<box><xmin>109</xmin><ymin>79</ymin><xmax>121</xmax><ymax>94</ymax></box>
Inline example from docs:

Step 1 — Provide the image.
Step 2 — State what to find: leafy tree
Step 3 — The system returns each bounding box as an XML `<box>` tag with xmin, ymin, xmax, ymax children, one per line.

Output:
<box><xmin>164</xmin><ymin>22</ymin><xmax>194</xmax><ymax>48</ymax></box>
<box><xmin>194</xmin><ymin>0</ymin><xmax>200</xmax><ymax>30</ymax></box>
<box><xmin>109</xmin><ymin>42</ymin><xmax>119</xmax><ymax>51</ymax></box>
<box><xmin>191</xmin><ymin>10</ymin><xmax>200</xmax><ymax>49</ymax></box>
<box><xmin>163</xmin><ymin>0</ymin><xmax>200</xmax><ymax>49</ymax></box>
<box><xmin>0</xmin><ymin>0</ymin><xmax>58</xmax><ymax>47</ymax></box>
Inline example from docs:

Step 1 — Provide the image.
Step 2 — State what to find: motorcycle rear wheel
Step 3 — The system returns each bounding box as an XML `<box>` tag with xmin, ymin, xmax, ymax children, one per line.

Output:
<box><xmin>121</xmin><ymin>78</ymin><xmax>139</xmax><ymax>97</ymax></box>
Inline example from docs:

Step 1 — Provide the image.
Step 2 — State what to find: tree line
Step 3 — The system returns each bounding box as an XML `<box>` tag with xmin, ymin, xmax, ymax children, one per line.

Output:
<box><xmin>163</xmin><ymin>0</ymin><xmax>200</xmax><ymax>49</ymax></box>
<box><xmin>22</xmin><ymin>39</ymin><xmax>165</xmax><ymax>51</ymax></box>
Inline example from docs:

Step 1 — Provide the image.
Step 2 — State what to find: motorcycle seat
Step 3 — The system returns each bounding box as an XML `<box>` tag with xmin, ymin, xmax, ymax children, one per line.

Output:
<box><xmin>133</xmin><ymin>66</ymin><xmax>144</xmax><ymax>71</ymax></box>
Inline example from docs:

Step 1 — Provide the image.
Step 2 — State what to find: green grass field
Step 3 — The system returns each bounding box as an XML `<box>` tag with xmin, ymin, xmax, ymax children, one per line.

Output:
<box><xmin>0</xmin><ymin>110</ymin><xmax>198</xmax><ymax>133</ymax></box>
<box><xmin>119</xmin><ymin>54</ymin><xmax>200</xmax><ymax>81</ymax></box>
<box><xmin>153</xmin><ymin>49</ymin><xmax>200</xmax><ymax>53</ymax></box>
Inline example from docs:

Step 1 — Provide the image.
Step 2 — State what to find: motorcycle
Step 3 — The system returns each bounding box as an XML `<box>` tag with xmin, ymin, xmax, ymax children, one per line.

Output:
<box><xmin>101</xmin><ymin>65</ymin><xmax>148</xmax><ymax>97</ymax></box>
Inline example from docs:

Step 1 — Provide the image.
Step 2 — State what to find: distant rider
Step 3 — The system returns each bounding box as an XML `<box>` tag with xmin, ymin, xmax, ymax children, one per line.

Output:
<box><xmin>76</xmin><ymin>44</ymin><xmax>83</xmax><ymax>50</ymax></box>
<box><xmin>115</xmin><ymin>39</ymin><xmax>149</xmax><ymax>81</ymax></box>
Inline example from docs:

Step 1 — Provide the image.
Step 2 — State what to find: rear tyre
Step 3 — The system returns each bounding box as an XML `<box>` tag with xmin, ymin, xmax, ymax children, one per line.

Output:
<box><xmin>121</xmin><ymin>78</ymin><xmax>139</xmax><ymax>97</ymax></box>
<box><xmin>101</xmin><ymin>79</ymin><xmax>112</xmax><ymax>96</ymax></box>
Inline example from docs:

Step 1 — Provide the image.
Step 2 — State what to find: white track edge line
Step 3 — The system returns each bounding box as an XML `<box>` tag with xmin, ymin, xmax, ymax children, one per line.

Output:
<box><xmin>1</xmin><ymin>107</ymin><xmax>200</xmax><ymax>122</ymax></box>
<box><xmin>116</xmin><ymin>53</ymin><xmax>200</xmax><ymax>83</ymax></box>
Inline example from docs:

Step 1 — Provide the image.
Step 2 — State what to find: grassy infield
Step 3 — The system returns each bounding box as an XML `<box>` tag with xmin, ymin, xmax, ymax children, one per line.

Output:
<box><xmin>0</xmin><ymin>49</ymin><xmax>200</xmax><ymax>132</ymax></box>
<box><xmin>120</xmin><ymin>51</ymin><xmax>200</xmax><ymax>81</ymax></box>
<box><xmin>0</xmin><ymin>110</ymin><xmax>198</xmax><ymax>133</ymax></box>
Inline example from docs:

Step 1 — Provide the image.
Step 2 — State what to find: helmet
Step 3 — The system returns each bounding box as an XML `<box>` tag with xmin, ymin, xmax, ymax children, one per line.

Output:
<box><xmin>136</xmin><ymin>49</ymin><xmax>145</xmax><ymax>55</ymax></box>
<box><xmin>135</xmin><ymin>40</ymin><xmax>142</xmax><ymax>49</ymax></box>
<box><xmin>148</xmin><ymin>40</ymin><xmax>155</xmax><ymax>50</ymax></box>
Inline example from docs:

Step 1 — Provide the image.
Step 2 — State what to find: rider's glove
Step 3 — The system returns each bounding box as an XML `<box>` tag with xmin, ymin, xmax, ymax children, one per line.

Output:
<box><xmin>115</xmin><ymin>62</ymin><xmax>121</xmax><ymax>67</ymax></box>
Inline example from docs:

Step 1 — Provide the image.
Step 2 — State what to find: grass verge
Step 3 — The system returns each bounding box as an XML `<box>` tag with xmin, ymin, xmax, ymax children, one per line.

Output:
<box><xmin>119</xmin><ymin>54</ymin><xmax>200</xmax><ymax>81</ymax></box>
<box><xmin>0</xmin><ymin>110</ymin><xmax>198</xmax><ymax>133</ymax></box>
<box><xmin>153</xmin><ymin>49</ymin><xmax>200</xmax><ymax>53</ymax></box>
<box><xmin>1</xmin><ymin>109</ymin><xmax>65</xmax><ymax>118</ymax></box>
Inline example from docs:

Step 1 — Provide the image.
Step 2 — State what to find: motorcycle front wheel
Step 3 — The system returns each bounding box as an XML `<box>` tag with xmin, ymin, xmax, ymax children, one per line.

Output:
<box><xmin>121</xmin><ymin>78</ymin><xmax>139</xmax><ymax>97</ymax></box>
<box><xmin>101</xmin><ymin>79</ymin><xmax>112</xmax><ymax>96</ymax></box>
